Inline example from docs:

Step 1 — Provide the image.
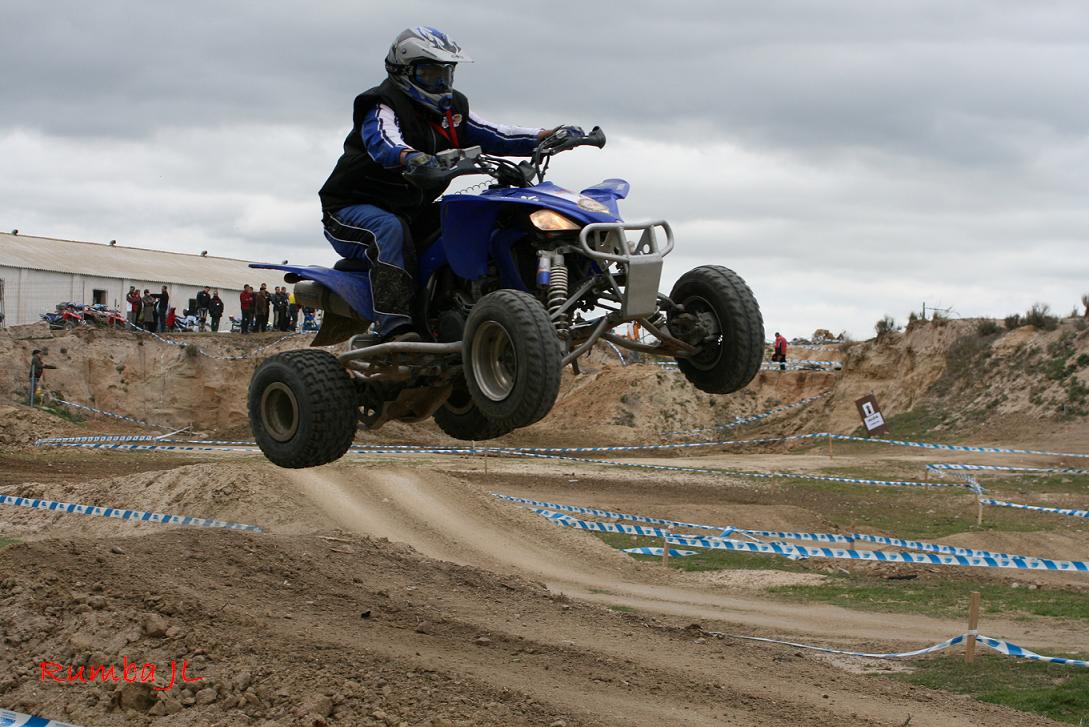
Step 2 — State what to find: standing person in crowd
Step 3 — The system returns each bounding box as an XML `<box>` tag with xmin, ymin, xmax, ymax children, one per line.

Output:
<box><xmin>156</xmin><ymin>286</ymin><xmax>170</xmax><ymax>332</ymax></box>
<box><xmin>271</xmin><ymin>286</ymin><xmax>283</xmax><ymax>331</ymax></box>
<box><xmin>209</xmin><ymin>290</ymin><xmax>225</xmax><ymax>332</ymax></box>
<box><xmin>772</xmin><ymin>331</ymin><xmax>788</xmax><ymax>371</ymax></box>
<box><xmin>140</xmin><ymin>289</ymin><xmax>156</xmax><ymax>330</ymax></box>
<box><xmin>288</xmin><ymin>291</ymin><xmax>299</xmax><ymax>332</ymax></box>
<box><xmin>125</xmin><ymin>286</ymin><xmax>142</xmax><ymax>328</ymax></box>
<box><xmin>239</xmin><ymin>284</ymin><xmax>255</xmax><ymax>334</ymax></box>
<box><xmin>254</xmin><ymin>283</ymin><xmax>271</xmax><ymax>333</ymax></box>
<box><xmin>195</xmin><ymin>286</ymin><xmax>212</xmax><ymax>332</ymax></box>
<box><xmin>28</xmin><ymin>349</ymin><xmax>57</xmax><ymax>406</ymax></box>
<box><xmin>276</xmin><ymin>287</ymin><xmax>291</xmax><ymax>331</ymax></box>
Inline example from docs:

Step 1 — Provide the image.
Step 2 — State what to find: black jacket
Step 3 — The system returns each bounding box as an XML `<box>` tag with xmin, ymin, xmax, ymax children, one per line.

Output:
<box><xmin>209</xmin><ymin>297</ymin><xmax>224</xmax><ymax>318</ymax></box>
<box><xmin>319</xmin><ymin>79</ymin><xmax>471</xmax><ymax>216</ymax></box>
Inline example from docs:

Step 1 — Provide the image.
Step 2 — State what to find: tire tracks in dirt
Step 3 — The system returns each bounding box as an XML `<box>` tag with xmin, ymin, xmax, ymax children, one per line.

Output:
<box><xmin>282</xmin><ymin>463</ymin><xmax>1083</xmax><ymax>653</ymax></box>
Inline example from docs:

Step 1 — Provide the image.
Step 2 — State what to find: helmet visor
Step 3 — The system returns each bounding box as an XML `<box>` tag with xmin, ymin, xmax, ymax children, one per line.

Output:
<box><xmin>412</xmin><ymin>62</ymin><xmax>455</xmax><ymax>93</ymax></box>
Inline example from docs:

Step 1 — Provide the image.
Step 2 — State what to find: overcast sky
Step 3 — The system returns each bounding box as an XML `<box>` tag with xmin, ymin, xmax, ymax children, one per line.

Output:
<box><xmin>3</xmin><ymin>1</ymin><xmax>1088</xmax><ymax>338</ymax></box>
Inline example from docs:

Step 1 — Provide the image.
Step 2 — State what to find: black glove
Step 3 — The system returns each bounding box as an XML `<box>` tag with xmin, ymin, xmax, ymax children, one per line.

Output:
<box><xmin>404</xmin><ymin>151</ymin><xmax>439</xmax><ymax>171</ymax></box>
<box><xmin>550</xmin><ymin>125</ymin><xmax>585</xmax><ymax>142</ymax></box>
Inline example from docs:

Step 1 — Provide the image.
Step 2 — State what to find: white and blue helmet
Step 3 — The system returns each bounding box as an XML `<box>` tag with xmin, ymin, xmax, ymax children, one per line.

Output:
<box><xmin>385</xmin><ymin>26</ymin><xmax>472</xmax><ymax>114</ymax></box>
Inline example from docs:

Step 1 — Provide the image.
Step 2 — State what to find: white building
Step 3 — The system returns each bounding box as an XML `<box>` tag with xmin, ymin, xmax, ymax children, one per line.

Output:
<box><xmin>0</xmin><ymin>232</ymin><xmax>283</xmax><ymax>326</ymax></box>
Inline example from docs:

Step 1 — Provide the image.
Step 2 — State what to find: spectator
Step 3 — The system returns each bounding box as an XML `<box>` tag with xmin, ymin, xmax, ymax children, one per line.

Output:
<box><xmin>140</xmin><ymin>289</ymin><xmax>157</xmax><ymax>330</ymax></box>
<box><xmin>772</xmin><ymin>331</ymin><xmax>788</xmax><ymax>371</ymax></box>
<box><xmin>271</xmin><ymin>286</ymin><xmax>283</xmax><ymax>331</ymax></box>
<box><xmin>125</xmin><ymin>286</ymin><xmax>142</xmax><ymax>328</ymax></box>
<box><xmin>195</xmin><ymin>286</ymin><xmax>212</xmax><ymax>332</ymax></box>
<box><xmin>276</xmin><ymin>286</ymin><xmax>291</xmax><ymax>331</ymax></box>
<box><xmin>28</xmin><ymin>349</ymin><xmax>57</xmax><ymax>406</ymax></box>
<box><xmin>254</xmin><ymin>283</ymin><xmax>271</xmax><ymax>333</ymax></box>
<box><xmin>209</xmin><ymin>290</ymin><xmax>225</xmax><ymax>332</ymax></box>
<box><xmin>240</xmin><ymin>284</ymin><xmax>255</xmax><ymax>334</ymax></box>
<box><xmin>288</xmin><ymin>291</ymin><xmax>300</xmax><ymax>331</ymax></box>
<box><xmin>156</xmin><ymin>285</ymin><xmax>170</xmax><ymax>332</ymax></box>
<box><xmin>166</xmin><ymin>307</ymin><xmax>177</xmax><ymax>331</ymax></box>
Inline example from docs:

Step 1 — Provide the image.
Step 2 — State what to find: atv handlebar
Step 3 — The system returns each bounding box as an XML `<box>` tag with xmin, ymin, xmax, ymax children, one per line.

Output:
<box><xmin>403</xmin><ymin>126</ymin><xmax>606</xmax><ymax>191</ymax></box>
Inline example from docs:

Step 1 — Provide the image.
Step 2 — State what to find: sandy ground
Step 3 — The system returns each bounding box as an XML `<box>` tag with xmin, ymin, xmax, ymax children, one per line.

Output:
<box><xmin>2</xmin><ymin>443</ymin><xmax>1087</xmax><ymax>726</ymax></box>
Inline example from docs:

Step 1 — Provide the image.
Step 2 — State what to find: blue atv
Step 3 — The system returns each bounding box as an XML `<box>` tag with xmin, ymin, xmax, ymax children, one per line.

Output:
<box><xmin>249</xmin><ymin>127</ymin><xmax>764</xmax><ymax>468</ymax></box>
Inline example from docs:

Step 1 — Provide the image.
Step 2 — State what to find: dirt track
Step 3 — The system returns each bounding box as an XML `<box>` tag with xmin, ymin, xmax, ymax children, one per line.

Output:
<box><xmin>3</xmin><ymin>446</ymin><xmax>1086</xmax><ymax>725</ymax></box>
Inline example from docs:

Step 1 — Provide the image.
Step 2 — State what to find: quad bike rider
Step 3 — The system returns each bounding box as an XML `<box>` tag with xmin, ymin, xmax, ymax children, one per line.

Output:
<box><xmin>248</xmin><ymin>26</ymin><xmax>765</xmax><ymax>469</ymax></box>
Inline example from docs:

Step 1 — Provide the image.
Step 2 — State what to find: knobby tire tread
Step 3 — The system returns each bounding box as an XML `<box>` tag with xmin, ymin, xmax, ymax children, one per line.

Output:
<box><xmin>465</xmin><ymin>290</ymin><xmax>562</xmax><ymax>430</ymax></box>
<box><xmin>673</xmin><ymin>265</ymin><xmax>764</xmax><ymax>394</ymax></box>
<box><xmin>250</xmin><ymin>349</ymin><xmax>357</xmax><ymax>468</ymax></box>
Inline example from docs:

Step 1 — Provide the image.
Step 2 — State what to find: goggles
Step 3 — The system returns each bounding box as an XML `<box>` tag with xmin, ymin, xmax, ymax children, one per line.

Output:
<box><xmin>412</xmin><ymin>62</ymin><xmax>455</xmax><ymax>93</ymax></box>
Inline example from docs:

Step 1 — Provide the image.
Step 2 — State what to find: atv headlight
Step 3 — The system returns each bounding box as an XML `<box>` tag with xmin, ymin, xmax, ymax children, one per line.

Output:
<box><xmin>530</xmin><ymin>210</ymin><xmax>579</xmax><ymax>231</ymax></box>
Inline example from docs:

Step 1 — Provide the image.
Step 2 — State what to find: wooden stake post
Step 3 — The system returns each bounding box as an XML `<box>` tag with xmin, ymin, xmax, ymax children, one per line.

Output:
<box><xmin>662</xmin><ymin>528</ymin><xmax>672</xmax><ymax>566</ymax></box>
<box><xmin>965</xmin><ymin>591</ymin><xmax>981</xmax><ymax>663</ymax></box>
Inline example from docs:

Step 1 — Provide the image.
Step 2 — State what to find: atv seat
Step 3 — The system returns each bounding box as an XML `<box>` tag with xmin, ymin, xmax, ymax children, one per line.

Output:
<box><xmin>333</xmin><ymin>257</ymin><xmax>370</xmax><ymax>273</ymax></box>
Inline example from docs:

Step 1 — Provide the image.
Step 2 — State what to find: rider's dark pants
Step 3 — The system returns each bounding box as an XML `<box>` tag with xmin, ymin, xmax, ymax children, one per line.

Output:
<box><xmin>323</xmin><ymin>204</ymin><xmax>414</xmax><ymax>338</ymax></box>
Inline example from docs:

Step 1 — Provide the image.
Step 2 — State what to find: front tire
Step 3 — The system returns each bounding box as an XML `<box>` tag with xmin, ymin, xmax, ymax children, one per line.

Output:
<box><xmin>669</xmin><ymin>265</ymin><xmax>764</xmax><ymax>394</ymax></box>
<box><xmin>249</xmin><ymin>349</ymin><xmax>358</xmax><ymax>468</ymax></box>
<box><xmin>463</xmin><ymin>290</ymin><xmax>562</xmax><ymax>430</ymax></box>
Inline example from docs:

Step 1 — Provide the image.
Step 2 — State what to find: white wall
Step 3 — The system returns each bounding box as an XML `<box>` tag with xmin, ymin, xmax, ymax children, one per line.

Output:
<box><xmin>0</xmin><ymin>266</ymin><xmax>245</xmax><ymax>326</ymax></box>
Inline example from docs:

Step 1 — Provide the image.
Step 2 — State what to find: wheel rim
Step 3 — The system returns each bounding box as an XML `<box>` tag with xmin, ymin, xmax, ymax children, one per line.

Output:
<box><xmin>682</xmin><ymin>295</ymin><xmax>726</xmax><ymax>371</ymax></box>
<box><xmin>471</xmin><ymin>320</ymin><xmax>517</xmax><ymax>402</ymax></box>
<box><xmin>260</xmin><ymin>382</ymin><xmax>300</xmax><ymax>442</ymax></box>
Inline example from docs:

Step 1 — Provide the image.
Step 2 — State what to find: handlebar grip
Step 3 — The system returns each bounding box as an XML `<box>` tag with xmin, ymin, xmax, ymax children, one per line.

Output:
<box><xmin>582</xmin><ymin>126</ymin><xmax>606</xmax><ymax>148</ymax></box>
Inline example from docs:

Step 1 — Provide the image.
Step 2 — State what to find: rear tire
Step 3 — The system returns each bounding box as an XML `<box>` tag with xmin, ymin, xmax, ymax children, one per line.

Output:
<box><xmin>432</xmin><ymin>382</ymin><xmax>513</xmax><ymax>441</ymax></box>
<box><xmin>249</xmin><ymin>349</ymin><xmax>358</xmax><ymax>468</ymax></box>
<box><xmin>669</xmin><ymin>265</ymin><xmax>764</xmax><ymax>394</ymax></box>
<box><xmin>463</xmin><ymin>290</ymin><xmax>562</xmax><ymax>430</ymax></box>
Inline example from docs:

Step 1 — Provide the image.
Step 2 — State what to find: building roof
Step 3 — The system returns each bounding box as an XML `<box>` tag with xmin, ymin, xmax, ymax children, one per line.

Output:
<box><xmin>0</xmin><ymin>232</ymin><xmax>268</xmax><ymax>289</ymax></box>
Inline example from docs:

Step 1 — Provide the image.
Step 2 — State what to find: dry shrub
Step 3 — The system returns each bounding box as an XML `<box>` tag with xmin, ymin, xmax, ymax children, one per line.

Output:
<box><xmin>1024</xmin><ymin>303</ymin><xmax>1059</xmax><ymax>331</ymax></box>
<box><xmin>874</xmin><ymin>316</ymin><xmax>900</xmax><ymax>339</ymax></box>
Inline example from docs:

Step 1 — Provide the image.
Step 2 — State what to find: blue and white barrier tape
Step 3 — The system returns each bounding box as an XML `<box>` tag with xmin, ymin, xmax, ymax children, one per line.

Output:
<box><xmin>817</xmin><ymin>433</ymin><xmax>1089</xmax><ymax>460</ymax></box>
<box><xmin>725</xmin><ymin>632</ymin><xmax>1088</xmax><ymax>668</ymax></box>
<box><xmin>622</xmin><ymin>547</ymin><xmax>698</xmax><ymax>557</ymax></box>
<box><xmin>0</xmin><ymin>710</ymin><xmax>82</xmax><ymax>727</ymax></box>
<box><xmin>42</xmin><ymin>394</ymin><xmax>172</xmax><ymax>430</ymax></box>
<box><xmin>978</xmin><ymin>635</ymin><xmax>1089</xmax><ymax>667</ymax></box>
<box><xmin>0</xmin><ymin>495</ymin><xmax>264</xmax><ymax>533</ymax></box>
<box><xmin>980</xmin><ymin>499</ymin><xmax>1089</xmax><ymax>520</ymax></box>
<box><xmin>500</xmin><ymin>449</ymin><xmax>959</xmax><ymax>490</ymax></box>
<box><xmin>495</xmin><ymin>494</ymin><xmax>1025</xmax><ymax>561</ymax></box>
<box><xmin>36</xmin><ymin>435</ymin><xmax>258</xmax><ymax>447</ymax></box>
<box><xmin>928</xmin><ymin>463</ymin><xmax>1089</xmax><ymax>476</ymax></box>
<box><xmin>538</xmin><ymin>510</ymin><xmax>1089</xmax><ymax>573</ymax></box>
<box><xmin>662</xmin><ymin>532</ymin><xmax>1089</xmax><ymax>573</ymax></box>
<box><xmin>35</xmin><ymin>434</ymin><xmax>159</xmax><ymax>444</ymax></box>
<box><xmin>35</xmin><ymin>441</ymin><xmax>262</xmax><ymax>454</ymax></box>
<box><xmin>729</xmin><ymin>632</ymin><xmax>968</xmax><ymax>660</ymax></box>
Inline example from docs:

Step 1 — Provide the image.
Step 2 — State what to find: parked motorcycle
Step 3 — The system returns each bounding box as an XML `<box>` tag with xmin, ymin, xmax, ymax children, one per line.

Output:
<box><xmin>248</xmin><ymin>127</ymin><xmax>764</xmax><ymax>468</ymax></box>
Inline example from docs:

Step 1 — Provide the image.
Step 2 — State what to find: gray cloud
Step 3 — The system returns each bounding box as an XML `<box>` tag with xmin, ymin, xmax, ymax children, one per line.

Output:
<box><xmin>2</xmin><ymin>0</ymin><xmax>1088</xmax><ymax>337</ymax></box>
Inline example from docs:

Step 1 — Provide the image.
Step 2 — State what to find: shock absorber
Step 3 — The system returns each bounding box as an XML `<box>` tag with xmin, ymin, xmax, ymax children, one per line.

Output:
<box><xmin>545</xmin><ymin>252</ymin><xmax>570</xmax><ymax>339</ymax></box>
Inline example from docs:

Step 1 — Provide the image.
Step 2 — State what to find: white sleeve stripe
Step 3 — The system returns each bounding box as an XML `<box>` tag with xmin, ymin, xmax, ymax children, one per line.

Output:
<box><xmin>376</xmin><ymin>104</ymin><xmax>407</xmax><ymax>148</ymax></box>
<box><xmin>468</xmin><ymin>112</ymin><xmax>539</xmax><ymax>141</ymax></box>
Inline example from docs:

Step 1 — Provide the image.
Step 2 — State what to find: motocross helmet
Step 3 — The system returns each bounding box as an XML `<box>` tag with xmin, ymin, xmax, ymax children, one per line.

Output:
<box><xmin>385</xmin><ymin>26</ymin><xmax>472</xmax><ymax>114</ymax></box>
